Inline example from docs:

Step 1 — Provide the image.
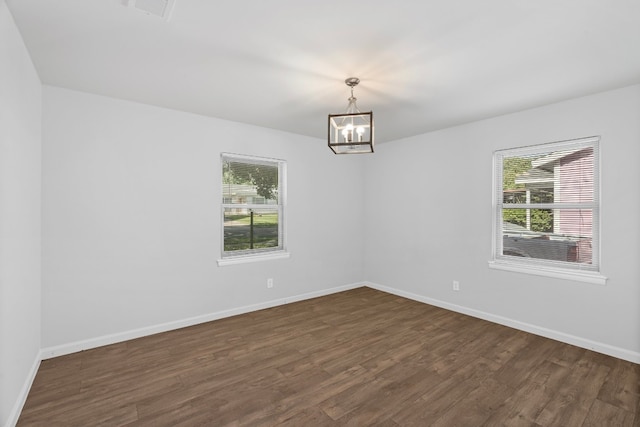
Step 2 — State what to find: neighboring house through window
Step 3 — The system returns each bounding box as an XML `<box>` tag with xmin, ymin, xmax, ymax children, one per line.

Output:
<box><xmin>490</xmin><ymin>136</ymin><xmax>606</xmax><ymax>284</ymax></box>
<box><xmin>218</xmin><ymin>153</ymin><xmax>288</xmax><ymax>266</ymax></box>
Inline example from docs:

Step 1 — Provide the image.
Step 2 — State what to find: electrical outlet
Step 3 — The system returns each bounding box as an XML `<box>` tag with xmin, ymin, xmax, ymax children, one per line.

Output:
<box><xmin>267</xmin><ymin>278</ymin><xmax>274</xmax><ymax>289</ymax></box>
<box><xmin>452</xmin><ymin>280</ymin><xmax>460</xmax><ymax>291</ymax></box>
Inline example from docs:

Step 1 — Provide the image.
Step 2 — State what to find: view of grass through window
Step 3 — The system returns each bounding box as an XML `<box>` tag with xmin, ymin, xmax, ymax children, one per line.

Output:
<box><xmin>223</xmin><ymin>210</ymin><xmax>279</xmax><ymax>251</ymax></box>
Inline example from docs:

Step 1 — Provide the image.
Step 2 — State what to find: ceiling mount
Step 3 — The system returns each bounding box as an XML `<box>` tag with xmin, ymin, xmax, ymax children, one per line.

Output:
<box><xmin>344</xmin><ymin>77</ymin><xmax>360</xmax><ymax>88</ymax></box>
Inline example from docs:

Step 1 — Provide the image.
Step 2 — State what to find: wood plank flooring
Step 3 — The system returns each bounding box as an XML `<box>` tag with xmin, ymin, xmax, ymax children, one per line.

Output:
<box><xmin>18</xmin><ymin>287</ymin><xmax>640</xmax><ymax>426</ymax></box>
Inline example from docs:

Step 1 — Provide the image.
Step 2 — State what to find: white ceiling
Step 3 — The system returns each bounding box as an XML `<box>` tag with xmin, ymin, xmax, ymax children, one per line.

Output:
<box><xmin>7</xmin><ymin>0</ymin><xmax>640</xmax><ymax>143</ymax></box>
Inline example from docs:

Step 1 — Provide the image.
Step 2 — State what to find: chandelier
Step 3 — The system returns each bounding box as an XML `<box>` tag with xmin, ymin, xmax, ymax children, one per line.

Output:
<box><xmin>328</xmin><ymin>77</ymin><xmax>374</xmax><ymax>154</ymax></box>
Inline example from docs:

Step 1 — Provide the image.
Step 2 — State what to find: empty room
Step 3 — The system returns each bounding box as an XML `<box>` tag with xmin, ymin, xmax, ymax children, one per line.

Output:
<box><xmin>1</xmin><ymin>0</ymin><xmax>639</xmax><ymax>426</ymax></box>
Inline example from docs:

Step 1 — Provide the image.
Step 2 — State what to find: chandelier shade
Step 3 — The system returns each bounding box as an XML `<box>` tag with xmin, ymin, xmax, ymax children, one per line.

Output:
<box><xmin>328</xmin><ymin>78</ymin><xmax>374</xmax><ymax>154</ymax></box>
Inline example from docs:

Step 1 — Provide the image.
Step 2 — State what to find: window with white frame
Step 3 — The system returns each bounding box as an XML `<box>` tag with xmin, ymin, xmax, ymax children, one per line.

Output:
<box><xmin>490</xmin><ymin>136</ymin><xmax>606</xmax><ymax>284</ymax></box>
<box><xmin>219</xmin><ymin>153</ymin><xmax>287</xmax><ymax>265</ymax></box>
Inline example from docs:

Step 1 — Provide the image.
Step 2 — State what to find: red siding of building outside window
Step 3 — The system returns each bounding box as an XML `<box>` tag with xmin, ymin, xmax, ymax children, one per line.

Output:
<box><xmin>558</xmin><ymin>148</ymin><xmax>594</xmax><ymax>263</ymax></box>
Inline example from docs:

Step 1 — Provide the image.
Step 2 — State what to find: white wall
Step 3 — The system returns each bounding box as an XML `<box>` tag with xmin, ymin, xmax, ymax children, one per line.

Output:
<box><xmin>364</xmin><ymin>84</ymin><xmax>640</xmax><ymax>361</ymax></box>
<box><xmin>40</xmin><ymin>84</ymin><xmax>640</xmax><ymax>362</ymax></box>
<box><xmin>41</xmin><ymin>86</ymin><xmax>365</xmax><ymax>349</ymax></box>
<box><xmin>0</xmin><ymin>1</ymin><xmax>42</xmax><ymax>425</ymax></box>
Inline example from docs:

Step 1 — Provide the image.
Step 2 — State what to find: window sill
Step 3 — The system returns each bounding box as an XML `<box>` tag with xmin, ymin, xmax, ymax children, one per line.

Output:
<box><xmin>488</xmin><ymin>260</ymin><xmax>607</xmax><ymax>285</ymax></box>
<box><xmin>217</xmin><ymin>251</ymin><xmax>290</xmax><ymax>267</ymax></box>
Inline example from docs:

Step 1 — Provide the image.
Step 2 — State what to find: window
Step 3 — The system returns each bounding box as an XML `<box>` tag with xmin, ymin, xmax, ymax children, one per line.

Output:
<box><xmin>490</xmin><ymin>136</ymin><xmax>606</xmax><ymax>284</ymax></box>
<box><xmin>218</xmin><ymin>153</ymin><xmax>288</xmax><ymax>266</ymax></box>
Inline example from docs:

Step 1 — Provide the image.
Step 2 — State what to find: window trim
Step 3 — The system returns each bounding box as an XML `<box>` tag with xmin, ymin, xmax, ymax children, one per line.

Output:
<box><xmin>217</xmin><ymin>251</ymin><xmax>290</xmax><ymax>267</ymax></box>
<box><xmin>490</xmin><ymin>136</ymin><xmax>607</xmax><ymax>285</ymax></box>
<box><xmin>217</xmin><ymin>153</ymin><xmax>288</xmax><ymax>266</ymax></box>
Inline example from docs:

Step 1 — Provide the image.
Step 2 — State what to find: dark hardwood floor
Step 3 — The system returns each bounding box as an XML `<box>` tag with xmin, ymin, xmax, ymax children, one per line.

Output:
<box><xmin>18</xmin><ymin>287</ymin><xmax>640</xmax><ymax>426</ymax></box>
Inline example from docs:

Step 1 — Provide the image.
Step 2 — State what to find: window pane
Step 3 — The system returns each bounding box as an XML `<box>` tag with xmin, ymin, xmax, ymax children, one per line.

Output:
<box><xmin>502</xmin><ymin>147</ymin><xmax>593</xmax><ymax>204</ymax></box>
<box><xmin>503</xmin><ymin>208</ymin><xmax>553</xmax><ymax>232</ymax></box>
<box><xmin>502</xmin><ymin>209</ymin><xmax>593</xmax><ymax>264</ymax></box>
<box><xmin>223</xmin><ymin>208</ymin><xmax>279</xmax><ymax>252</ymax></box>
<box><xmin>223</xmin><ymin>160</ymin><xmax>279</xmax><ymax>204</ymax></box>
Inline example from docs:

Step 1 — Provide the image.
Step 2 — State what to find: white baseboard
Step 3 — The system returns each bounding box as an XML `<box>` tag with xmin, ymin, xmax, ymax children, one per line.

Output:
<box><xmin>5</xmin><ymin>350</ymin><xmax>41</xmax><ymax>427</ymax></box>
<box><xmin>366</xmin><ymin>282</ymin><xmax>640</xmax><ymax>364</ymax></box>
<box><xmin>38</xmin><ymin>281</ymin><xmax>640</xmax><ymax>364</ymax></box>
<box><xmin>40</xmin><ymin>282</ymin><xmax>365</xmax><ymax>360</ymax></box>
<box><xmin>11</xmin><ymin>280</ymin><xmax>638</xmax><ymax>426</ymax></box>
